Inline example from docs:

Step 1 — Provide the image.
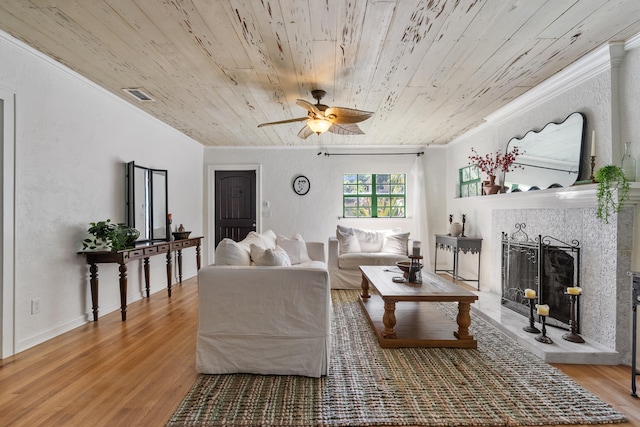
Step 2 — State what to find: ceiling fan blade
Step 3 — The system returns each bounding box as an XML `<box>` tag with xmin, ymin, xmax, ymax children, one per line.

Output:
<box><xmin>297</xmin><ymin>125</ymin><xmax>315</xmax><ymax>139</ymax></box>
<box><xmin>296</xmin><ymin>99</ymin><xmax>322</xmax><ymax>116</ymax></box>
<box><xmin>328</xmin><ymin>123</ymin><xmax>365</xmax><ymax>136</ymax></box>
<box><xmin>325</xmin><ymin>107</ymin><xmax>374</xmax><ymax>124</ymax></box>
<box><xmin>257</xmin><ymin>117</ymin><xmax>309</xmax><ymax>128</ymax></box>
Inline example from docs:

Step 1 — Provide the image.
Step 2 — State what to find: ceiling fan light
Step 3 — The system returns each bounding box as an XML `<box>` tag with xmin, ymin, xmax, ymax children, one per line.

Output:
<box><xmin>308</xmin><ymin>118</ymin><xmax>332</xmax><ymax>134</ymax></box>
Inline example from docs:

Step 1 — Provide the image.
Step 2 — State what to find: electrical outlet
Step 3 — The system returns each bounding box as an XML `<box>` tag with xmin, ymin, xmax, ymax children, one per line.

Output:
<box><xmin>31</xmin><ymin>298</ymin><xmax>41</xmax><ymax>314</ymax></box>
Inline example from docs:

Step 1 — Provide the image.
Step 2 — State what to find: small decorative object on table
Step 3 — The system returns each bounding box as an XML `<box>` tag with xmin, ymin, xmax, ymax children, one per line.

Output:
<box><xmin>535</xmin><ymin>304</ymin><xmax>553</xmax><ymax>344</ymax></box>
<box><xmin>408</xmin><ymin>255</ymin><xmax>423</xmax><ymax>284</ymax></box>
<box><xmin>461</xmin><ymin>213</ymin><xmax>467</xmax><ymax>237</ymax></box>
<box><xmin>172</xmin><ymin>227</ymin><xmax>192</xmax><ymax>240</ymax></box>
<box><xmin>468</xmin><ymin>146</ymin><xmax>521</xmax><ymax>195</ymax></box>
<box><xmin>82</xmin><ymin>219</ymin><xmax>140</xmax><ymax>251</ymax></box>
<box><xmin>563</xmin><ymin>287</ymin><xmax>585</xmax><ymax>343</ymax></box>
<box><xmin>448</xmin><ymin>213</ymin><xmax>463</xmax><ymax>237</ymax></box>
<box><xmin>395</xmin><ymin>260</ymin><xmax>423</xmax><ymax>283</ymax></box>
<box><xmin>523</xmin><ymin>288</ymin><xmax>540</xmax><ymax>334</ymax></box>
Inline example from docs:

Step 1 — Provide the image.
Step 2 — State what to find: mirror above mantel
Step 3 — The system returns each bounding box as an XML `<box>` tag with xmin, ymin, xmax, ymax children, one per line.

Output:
<box><xmin>503</xmin><ymin>112</ymin><xmax>587</xmax><ymax>192</ymax></box>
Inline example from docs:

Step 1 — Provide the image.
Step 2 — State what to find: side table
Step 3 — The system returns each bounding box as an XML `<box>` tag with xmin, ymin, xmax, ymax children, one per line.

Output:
<box><xmin>434</xmin><ymin>234</ymin><xmax>482</xmax><ymax>290</ymax></box>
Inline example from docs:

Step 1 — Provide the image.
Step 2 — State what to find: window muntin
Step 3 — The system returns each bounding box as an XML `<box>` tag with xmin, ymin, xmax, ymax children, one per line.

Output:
<box><xmin>343</xmin><ymin>173</ymin><xmax>405</xmax><ymax>218</ymax></box>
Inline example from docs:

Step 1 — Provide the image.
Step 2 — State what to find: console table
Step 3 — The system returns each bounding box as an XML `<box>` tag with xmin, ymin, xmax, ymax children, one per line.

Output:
<box><xmin>434</xmin><ymin>234</ymin><xmax>482</xmax><ymax>290</ymax></box>
<box><xmin>80</xmin><ymin>236</ymin><xmax>202</xmax><ymax>321</ymax></box>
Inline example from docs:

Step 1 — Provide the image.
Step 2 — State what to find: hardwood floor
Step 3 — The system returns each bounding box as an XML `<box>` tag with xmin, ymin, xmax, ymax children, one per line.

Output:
<box><xmin>0</xmin><ymin>277</ymin><xmax>638</xmax><ymax>426</ymax></box>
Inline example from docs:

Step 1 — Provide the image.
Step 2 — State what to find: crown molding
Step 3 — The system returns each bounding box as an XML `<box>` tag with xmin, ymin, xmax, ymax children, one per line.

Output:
<box><xmin>483</xmin><ymin>44</ymin><xmax>613</xmax><ymax>126</ymax></box>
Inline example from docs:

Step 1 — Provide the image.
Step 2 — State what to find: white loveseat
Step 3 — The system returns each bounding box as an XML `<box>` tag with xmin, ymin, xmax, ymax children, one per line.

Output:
<box><xmin>196</xmin><ymin>230</ymin><xmax>331</xmax><ymax>378</ymax></box>
<box><xmin>328</xmin><ymin>225</ymin><xmax>411</xmax><ymax>289</ymax></box>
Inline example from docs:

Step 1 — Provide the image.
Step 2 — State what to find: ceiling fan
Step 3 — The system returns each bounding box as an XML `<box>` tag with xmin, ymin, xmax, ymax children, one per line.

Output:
<box><xmin>257</xmin><ymin>89</ymin><xmax>374</xmax><ymax>139</ymax></box>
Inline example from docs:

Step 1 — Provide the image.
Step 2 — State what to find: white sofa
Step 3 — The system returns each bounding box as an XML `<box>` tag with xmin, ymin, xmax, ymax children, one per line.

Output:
<box><xmin>328</xmin><ymin>225</ymin><xmax>411</xmax><ymax>289</ymax></box>
<box><xmin>196</xmin><ymin>231</ymin><xmax>331</xmax><ymax>378</ymax></box>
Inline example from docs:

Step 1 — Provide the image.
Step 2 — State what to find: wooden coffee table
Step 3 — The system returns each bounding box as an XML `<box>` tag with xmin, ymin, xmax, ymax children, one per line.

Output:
<box><xmin>359</xmin><ymin>265</ymin><xmax>478</xmax><ymax>348</ymax></box>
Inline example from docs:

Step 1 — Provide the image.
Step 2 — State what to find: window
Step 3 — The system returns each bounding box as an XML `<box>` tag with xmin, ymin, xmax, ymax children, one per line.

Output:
<box><xmin>343</xmin><ymin>174</ymin><xmax>406</xmax><ymax>218</ymax></box>
<box><xmin>459</xmin><ymin>165</ymin><xmax>481</xmax><ymax>198</ymax></box>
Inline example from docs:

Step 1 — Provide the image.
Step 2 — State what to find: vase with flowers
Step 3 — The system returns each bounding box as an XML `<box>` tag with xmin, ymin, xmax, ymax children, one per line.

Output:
<box><xmin>468</xmin><ymin>146</ymin><xmax>521</xmax><ymax>195</ymax></box>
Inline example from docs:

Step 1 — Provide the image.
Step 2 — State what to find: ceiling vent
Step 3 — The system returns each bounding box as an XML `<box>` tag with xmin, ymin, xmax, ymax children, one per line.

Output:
<box><xmin>122</xmin><ymin>88</ymin><xmax>155</xmax><ymax>102</ymax></box>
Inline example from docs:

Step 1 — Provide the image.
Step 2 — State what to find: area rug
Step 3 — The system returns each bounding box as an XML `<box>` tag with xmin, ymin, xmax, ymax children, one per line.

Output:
<box><xmin>167</xmin><ymin>290</ymin><xmax>627</xmax><ymax>426</ymax></box>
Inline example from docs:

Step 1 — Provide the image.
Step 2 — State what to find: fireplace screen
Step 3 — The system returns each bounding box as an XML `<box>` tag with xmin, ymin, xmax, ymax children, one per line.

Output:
<box><xmin>501</xmin><ymin>224</ymin><xmax>580</xmax><ymax>330</ymax></box>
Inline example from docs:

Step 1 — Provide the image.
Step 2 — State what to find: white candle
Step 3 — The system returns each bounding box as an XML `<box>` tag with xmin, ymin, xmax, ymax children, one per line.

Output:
<box><xmin>536</xmin><ymin>304</ymin><xmax>550</xmax><ymax>316</ymax></box>
<box><xmin>524</xmin><ymin>288</ymin><xmax>536</xmax><ymax>299</ymax></box>
<box><xmin>591</xmin><ymin>130</ymin><xmax>596</xmax><ymax>156</ymax></box>
<box><xmin>567</xmin><ymin>287</ymin><xmax>582</xmax><ymax>295</ymax></box>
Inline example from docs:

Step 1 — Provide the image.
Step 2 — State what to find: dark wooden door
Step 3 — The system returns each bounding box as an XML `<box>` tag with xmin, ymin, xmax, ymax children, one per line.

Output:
<box><xmin>215</xmin><ymin>170</ymin><xmax>256</xmax><ymax>246</ymax></box>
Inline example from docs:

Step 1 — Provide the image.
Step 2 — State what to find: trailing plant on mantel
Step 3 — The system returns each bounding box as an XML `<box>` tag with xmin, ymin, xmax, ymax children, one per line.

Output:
<box><xmin>595</xmin><ymin>165</ymin><xmax>629</xmax><ymax>224</ymax></box>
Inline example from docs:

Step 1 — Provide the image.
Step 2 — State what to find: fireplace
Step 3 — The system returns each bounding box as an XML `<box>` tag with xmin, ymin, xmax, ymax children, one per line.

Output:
<box><xmin>501</xmin><ymin>223</ymin><xmax>580</xmax><ymax>330</ymax></box>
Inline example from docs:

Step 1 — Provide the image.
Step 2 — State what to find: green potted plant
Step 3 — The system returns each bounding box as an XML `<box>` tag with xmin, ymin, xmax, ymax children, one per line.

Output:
<box><xmin>595</xmin><ymin>165</ymin><xmax>630</xmax><ymax>223</ymax></box>
<box><xmin>82</xmin><ymin>219</ymin><xmax>140</xmax><ymax>251</ymax></box>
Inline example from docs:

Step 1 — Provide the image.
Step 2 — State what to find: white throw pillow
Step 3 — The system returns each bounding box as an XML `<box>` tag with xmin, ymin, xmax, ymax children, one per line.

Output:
<box><xmin>336</xmin><ymin>228</ymin><xmax>361</xmax><ymax>254</ymax></box>
<box><xmin>261</xmin><ymin>229</ymin><xmax>277</xmax><ymax>249</ymax></box>
<box><xmin>382</xmin><ymin>232</ymin><xmax>410</xmax><ymax>255</ymax></box>
<box><xmin>250</xmin><ymin>244</ymin><xmax>291</xmax><ymax>266</ymax></box>
<box><xmin>215</xmin><ymin>238</ymin><xmax>251</xmax><ymax>265</ymax></box>
<box><xmin>238</xmin><ymin>231</ymin><xmax>267</xmax><ymax>253</ymax></box>
<box><xmin>277</xmin><ymin>234</ymin><xmax>312</xmax><ymax>264</ymax></box>
<box><xmin>353</xmin><ymin>227</ymin><xmax>385</xmax><ymax>253</ymax></box>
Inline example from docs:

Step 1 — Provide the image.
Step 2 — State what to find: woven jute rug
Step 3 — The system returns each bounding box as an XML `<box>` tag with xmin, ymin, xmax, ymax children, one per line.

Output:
<box><xmin>167</xmin><ymin>290</ymin><xmax>627</xmax><ymax>426</ymax></box>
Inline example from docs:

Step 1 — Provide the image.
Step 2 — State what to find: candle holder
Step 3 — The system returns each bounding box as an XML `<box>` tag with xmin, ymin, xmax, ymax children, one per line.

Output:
<box><xmin>589</xmin><ymin>155</ymin><xmax>596</xmax><ymax>181</ymax></box>
<box><xmin>535</xmin><ymin>315</ymin><xmax>553</xmax><ymax>344</ymax></box>
<box><xmin>523</xmin><ymin>297</ymin><xmax>541</xmax><ymax>333</ymax></box>
<box><xmin>461</xmin><ymin>214</ymin><xmax>467</xmax><ymax>237</ymax></box>
<box><xmin>562</xmin><ymin>293</ymin><xmax>585</xmax><ymax>343</ymax></box>
<box><xmin>408</xmin><ymin>255</ymin><xmax>423</xmax><ymax>284</ymax></box>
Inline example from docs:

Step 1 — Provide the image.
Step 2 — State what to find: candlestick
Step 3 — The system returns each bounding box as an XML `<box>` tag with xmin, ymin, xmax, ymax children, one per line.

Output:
<box><xmin>461</xmin><ymin>214</ymin><xmax>466</xmax><ymax>237</ymax></box>
<box><xmin>535</xmin><ymin>313</ymin><xmax>553</xmax><ymax>344</ymax></box>
<box><xmin>562</xmin><ymin>292</ymin><xmax>585</xmax><ymax>343</ymax></box>
<box><xmin>523</xmin><ymin>295</ymin><xmax>540</xmax><ymax>334</ymax></box>
<box><xmin>591</xmin><ymin>129</ymin><xmax>596</xmax><ymax>156</ymax></box>
<box><xmin>589</xmin><ymin>155</ymin><xmax>596</xmax><ymax>181</ymax></box>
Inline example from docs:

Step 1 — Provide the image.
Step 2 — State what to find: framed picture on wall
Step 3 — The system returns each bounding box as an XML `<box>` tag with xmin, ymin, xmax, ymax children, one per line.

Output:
<box><xmin>459</xmin><ymin>165</ymin><xmax>481</xmax><ymax>198</ymax></box>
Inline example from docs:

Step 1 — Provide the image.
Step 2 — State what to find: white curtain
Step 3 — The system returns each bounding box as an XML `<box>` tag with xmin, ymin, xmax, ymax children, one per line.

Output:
<box><xmin>411</xmin><ymin>155</ymin><xmax>431</xmax><ymax>270</ymax></box>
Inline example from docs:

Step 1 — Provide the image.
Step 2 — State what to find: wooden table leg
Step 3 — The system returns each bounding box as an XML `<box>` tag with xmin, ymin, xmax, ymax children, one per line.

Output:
<box><xmin>118</xmin><ymin>263</ymin><xmax>128</xmax><ymax>321</ymax></box>
<box><xmin>360</xmin><ymin>273</ymin><xmax>370</xmax><ymax>299</ymax></box>
<box><xmin>89</xmin><ymin>263</ymin><xmax>99</xmax><ymax>321</ymax></box>
<box><xmin>454</xmin><ymin>301</ymin><xmax>473</xmax><ymax>340</ymax></box>
<box><xmin>166</xmin><ymin>251</ymin><xmax>173</xmax><ymax>297</ymax></box>
<box><xmin>177</xmin><ymin>249</ymin><xmax>183</xmax><ymax>283</ymax></box>
<box><xmin>196</xmin><ymin>244</ymin><xmax>201</xmax><ymax>270</ymax></box>
<box><xmin>143</xmin><ymin>257</ymin><xmax>150</xmax><ymax>298</ymax></box>
<box><xmin>382</xmin><ymin>299</ymin><xmax>397</xmax><ymax>338</ymax></box>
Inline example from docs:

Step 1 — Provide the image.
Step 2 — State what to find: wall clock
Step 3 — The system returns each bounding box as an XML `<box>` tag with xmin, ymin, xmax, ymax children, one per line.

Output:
<box><xmin>292</xmin><ymin>175</ymin><xmax>310</xmax><ymax>195</ymax></box>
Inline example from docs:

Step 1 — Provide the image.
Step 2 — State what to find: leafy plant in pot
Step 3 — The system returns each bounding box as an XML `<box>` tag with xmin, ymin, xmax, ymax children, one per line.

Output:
<box><xmin>82</xmin><ymin>219</ymin><xmax>140</xmax><ymax>251</ymax></box>
<box><xmin>595</xmin><ymin>165</ymin><xmax>630</xmax><ymax>223</ymax></box>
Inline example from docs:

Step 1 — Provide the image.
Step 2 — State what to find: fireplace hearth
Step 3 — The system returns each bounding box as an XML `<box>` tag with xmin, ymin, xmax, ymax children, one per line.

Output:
<box><xmin>501</xmin><ymin>223</ymin><xmax>580</xmax><ymax>330</ymax></box>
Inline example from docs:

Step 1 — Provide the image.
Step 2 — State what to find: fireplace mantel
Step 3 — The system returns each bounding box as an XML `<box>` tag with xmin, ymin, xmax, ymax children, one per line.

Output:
<box><xmin>470</xmin><ymin>182</ymin><xmax>640</xmax><ymax>209</ymax></box>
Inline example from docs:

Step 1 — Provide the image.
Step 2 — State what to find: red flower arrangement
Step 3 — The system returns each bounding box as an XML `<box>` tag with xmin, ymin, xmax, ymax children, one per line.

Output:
<box><xmin>468</xmin><ymin>146</ymin><xmax>521</xmax><ymax>178</ymax></box>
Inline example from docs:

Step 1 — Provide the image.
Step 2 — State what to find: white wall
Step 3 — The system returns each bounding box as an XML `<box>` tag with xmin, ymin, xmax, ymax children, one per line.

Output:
<box><xmin>0</xmin><ymin>31</ymin><xmax>203</xmax><ymax>355</ymax></box>
<box><xmin>203</xmin><ymin>147</ymin><xmax>427</xmax><ymax>264</ymax></box>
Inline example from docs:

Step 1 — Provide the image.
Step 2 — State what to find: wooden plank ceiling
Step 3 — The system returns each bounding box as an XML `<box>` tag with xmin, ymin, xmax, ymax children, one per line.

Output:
<box><xmin>1</xmin><ymin>0</ymin><xmax>640</xmax><ymax>147</ymax></box>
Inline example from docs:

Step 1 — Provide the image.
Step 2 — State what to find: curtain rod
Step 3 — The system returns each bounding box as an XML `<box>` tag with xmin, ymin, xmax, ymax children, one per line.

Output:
<box><xmin>318</xmin><ymin>151</ymin><xmax>424</xmax><ymax>157</ymax></box>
